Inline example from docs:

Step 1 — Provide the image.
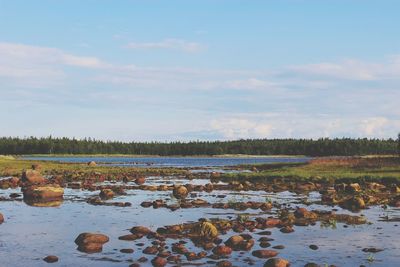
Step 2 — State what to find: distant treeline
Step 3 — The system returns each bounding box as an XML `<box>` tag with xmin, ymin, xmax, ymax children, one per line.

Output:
<box><xmin>0</xmin><ymin>136</ymin><xmax>398</xmax><ymax>156</ymax></box>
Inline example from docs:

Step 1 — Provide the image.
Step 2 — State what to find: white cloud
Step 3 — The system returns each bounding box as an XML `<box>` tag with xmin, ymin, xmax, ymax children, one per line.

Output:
<box><xmin>289</xmin><ymin>57</ymin><xmax>400</xmax><ymax>81</ymax></box>
<box><xmin>126</xmin><ymin>38</ymin><xmax>205</xmax><ymax>53</ymax></box>
<box><xmin>210</xmin><ymin>114</ymin><xmax>400</xmax><ymax>140</ymax></box>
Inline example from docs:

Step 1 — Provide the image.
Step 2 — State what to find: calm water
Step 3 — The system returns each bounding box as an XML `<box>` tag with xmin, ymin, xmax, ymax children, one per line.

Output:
<box><xmin>0</xmin><ymin>180</ymin><xmax>399</xmax><ymax>267</ymax></box>
<box><xmin>21</xmin><ymin>156</ymin><xmax>310</xmax><ymax>168</ymax></box>
<box><xmin>1</xmin><ymin>157</ymin><xmax>399</xmax><ymax>267</ymax></box>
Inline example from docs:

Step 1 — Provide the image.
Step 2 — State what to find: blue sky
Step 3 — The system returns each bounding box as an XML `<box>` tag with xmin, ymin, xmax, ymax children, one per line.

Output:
<box><xmin>0</xmin><ymin>0</ymin><xmax>399</xmax><ymax>141</ymax></box>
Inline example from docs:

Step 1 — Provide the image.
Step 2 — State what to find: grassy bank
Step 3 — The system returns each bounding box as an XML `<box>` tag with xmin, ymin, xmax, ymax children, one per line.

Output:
<box><xmin>0</xmin><ymin>156</ymin><xmax>185</xmax><ymax>177</ymax></box>
<box><xmin>221</xmin><ymin>157</ymin><xmax>400</xmax><ymax>184</ymax></box>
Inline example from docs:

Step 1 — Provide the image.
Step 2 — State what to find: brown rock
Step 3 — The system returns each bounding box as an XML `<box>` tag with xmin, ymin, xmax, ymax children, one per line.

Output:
<box><xmin>43</xmin><ymin>255</ymin><xmax>58</xmax><ymax>263</ymax></box>
<box><xmin>21</xmin><ymin>169</ymin><xmax>45</xmax><ymax>184</ymax></box>
<box><xmin>264</xmin><ymin>258</ymin><xmax>290</xmax><ymax>267</ymax></box>
<box><xmin>99</xmin><ymin>189</ymin><xmax>114</xmax><ymax>199</ymax></box>
<box><xmin>217</xmin><ymin>260</ymin><xmax>232</xmax><ymax>267</ymax></box>
<box><xmin>0</xmin><ymin>213</ymin><xmax>4</xmax><ymax>224</ymax></box>
<box><xmin>88</xmin><ymin>161</ymin><xmax>97</xmax><ymax>166</ymax></box>
<box><xmin>23</xmin><ymin>185</ymin><xmax>64</xmax><ymax>201</ymax></box>
<box><xmin>212</xmin><ymin>245</ymin><xmax>232</xmax><ymax>256</ymax></box>
<box><xmin>173</xmin><ymin>185</ymin><xmax>188</xmax><ymax>199</ymax></box>
<box><xmin>130</xmin><ymin>226</ymin><xmax>152</xmax><ymax>235</ymax></box>
<box><xmin>77</xmin><ymin>243</ymin><xmax>103</xmax><ymax>253</ymax></box>
<box><xmin>225</xmin><ymin>235</ymin><xmax>244</xmax><ymax>248</ymax></box>
<box><xmin>75</xmin><ymin>233</ymin><xmax>109</xmax><ymax>245</ymax></box>
<box><xmin>135</xmin><ymin>177</ymin><xmax>146</xmax><ymax>185</ymax></box>
<box><xmin>252</xmin><ymin>249</ymin><xmax>279</xmax><ymax>259</ymax></box>
<box><xmin>120</xmin><ymin>248</ymin><xmax>134</xmax><ymax>253</ymax></box>
<box><xmin>151</xmin><ymin>256</ymin><xmax>167</xmax><ymax>267</ymax></box>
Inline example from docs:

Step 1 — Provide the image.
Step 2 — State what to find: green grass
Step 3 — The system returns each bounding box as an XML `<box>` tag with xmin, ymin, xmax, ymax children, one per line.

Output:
<box><xmin>0</xmin><ymin>157</ymin><xmax>185</xmax><ymax>177</ymax></box>
<box><xmin>220</xmin><ymin>157</ymin><xmax>400</xmax><ymax>184</ymax></box>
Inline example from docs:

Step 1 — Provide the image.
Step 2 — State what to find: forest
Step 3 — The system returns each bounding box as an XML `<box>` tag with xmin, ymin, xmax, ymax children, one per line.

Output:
<box><xmin>0</xmin><ymin>136</ymin><xmax>399</xmax><ymax>156</ymax></box>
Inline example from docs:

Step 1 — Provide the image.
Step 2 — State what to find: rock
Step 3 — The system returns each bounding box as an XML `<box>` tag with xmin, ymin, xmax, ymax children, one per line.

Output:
<box><xmin>143</xmin><ymin>246</ymin><xmax>158</xmax><ymax>255</ymax></box>
<box><xmin>362</xmin><ymin>247</ymin><xmax>383</xmax><ymax>253</ymax></box>
<box><xmin>272</xmin><ymin>245</ymin><xmax>285</xmax><ymax>249</ymax></box>
<box><xmin>23</xmin><ymin>185</ymin><xmax>64</xmax><ymax>201</ymax></box>
<box><xmin>99</xmin><ymin>189</ymin><xmax>114</xmax><ymax>199</ymax></box>
<box><xmin>88</xmin><ymin>161</ymin><xmax>97</xmax><ymax>166</ymax></box>
<box><xmin>119</xmin><ymin>234</ymin><xmax>143</xmax><ymax>241</ymax></box>
<box><xmin>75</xmin><ymin>233</ymin><xmax>109</xmax><ymax>253</ymax></box>
<box><xmin>294</xmin><ymin>208</ymin><xmax>317</xmax><ymax>220</ymax></box>
<box><xmin>0</xmin><ymin>213</ymin><xmax>4</xmax><ymax>224</ymax></box>
<box><xmin>120</xmin><ymin>248</ymin><xmax>134</xmax><ymax>253</ymax></box>
<box><xmin>135</xmin><ymin>177</ymin><xmax>146</xmax><ymax>185</ymax></box>
<box><xmin>346</xmin><ymin>183</ymin><xmax>361</xmax><ymax>193</ymax></box>
<box><xmin>264</xmin><ymin>258</ymin><xmax>290</xmax><ymax>267</ymax></box>
<box><xmin>130</xmin><ymin>226</ymin><xmax>152</xmax><ymax>235</ymax></box>
<box><xmin>225</xmin><ymin>235</ymin><xmax>244</xmax><ymax>247</ymax></box>
<box><xmin>173</xmin><ymin>185</ymin><xmax>188</xmax><ymax>199</ymax></box>
<box><xmin>304</xmin><ymin>263</ymin><xmax>320</xmax><ymax>267</ymax></box>
<box><xmin>43</xmin><ymin>255</ymin><xmax>58</xmax><ymax>263</ymax></box>
<box><xmin>205</xmin><ymin>183</ymin><xmax>214</xmax><ymax>192</ymax></box>
<box><xmin>32</xmin><ymin>164</ymin><xmax>42</xmax><ymax>170</ymax></box>
<box><xmin>192</xmin><ymin>221</ymin><xmax>218</xmax><ymax>238</ymax></box>
<box><xmin>21</xmin><ymin>169</ymin><xmax>45</xmax><ymax>184</ymax></box>
<box><xmin>309</xmin><ymin>244</ymin><xmax>318</xmax><ymax>250</ymax></box>
<box><xmin>252</xmin><ymin>249</ymin><xmax>279</xmax><ymax>258</ymax></box>
<box><xmin>217</xmin><ymin>260</ymin><xmax>232</xmax><ymax>267</ymax></box>
<box><xmin>151</xmin><ymin>256</ymin><xmax>167</xmax><ymax>267</ymax></box>
<box><xmin>341</xmin><ymin>196</ymin><xmax>366</xmax><ymax>210</ymax></box>
<box><xmin>212</xmin><ymin>245</ymin><xmax>232</xmax><ymax>256</ymax></box>
<box><xmin>280</xmin><ymin>226</ymin><xmax>294</xmax><ymax>233</ymax></box>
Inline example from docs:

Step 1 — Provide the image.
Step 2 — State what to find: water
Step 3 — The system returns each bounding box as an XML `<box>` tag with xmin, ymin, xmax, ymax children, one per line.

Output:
<box><xmin>0</xmin><ymin>157</ymin><xmax>399</xmax><ymax>267</ymax></box>
<box><xmin>21</xmin><ymin>156</ymin><xmax>310</xmax><ymax>168</ymax></box>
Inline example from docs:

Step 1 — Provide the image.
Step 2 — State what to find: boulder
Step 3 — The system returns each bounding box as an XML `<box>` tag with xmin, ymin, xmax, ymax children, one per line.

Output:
<box><xmin>88</xmin><ymin>161</ymin><xmax>97</xmax><ymax>167</ymax></box>
<box><xmin>75</xmin><ymin>232</ymin><xmax>109</xmax><ymax>253</ymax></box>
<box><xmin>225</xmin><ymin>235</ymin><xmax>244</xmax><ymax>248</ymax></box>
<box><xmin>151</xmin><ymin>256</ymin><xmax>167</xmax><ymax>267</ymax></box>
<box><xmin>252</xmin><ymin>249</ymin><xmax>279</xmax><ymax>258</ymax></box>
<box><xmin>130</xmin><ymin>226</ymin><xmax>152</xmax><ymax>235</ymax></box>
<box><xmin>43</xmin><ymin>255</ymin><xmax>58</xmax><ymax>263</ymax></box>
<box><xmin>23</xmin><ymin>185</ymin><xmax>64</xmax><ymax>201</ymax></box>
<box><xmin>21</xmin><ymin>169</ymin><xmax>45</xmax><ymax>184</ymax></box>
<box><xmin>99</xmin><ymin>189</ymin><xmax>114</xmax><ymax>199</ymax></box>
<box><xmin>135</xmin><ymin>177</ymin><xmax>146</xmax><ymax>185</ymax></box>
<box><xmin>191</xmin><ymin>222</ymin><xmax>218</xmax><ymax>238</ymax></box>
<box><xmin>212</xmin><ymin>245</ymin><xmax>232</xmax><ymax>256</ymax></box>
<box><xmin>173</xmin><ymin>185</ymin><xmax>188</xmax><ymax>199</ymax></box>
<box><xmin>264</xmin><ymin>258</ymin><xmax>290</xmax><ymax>267</ymax></box>
<box><xmin>0</xmin><ymin>212</ymin><xmax>4</xmax><ymax>224</ymax></box>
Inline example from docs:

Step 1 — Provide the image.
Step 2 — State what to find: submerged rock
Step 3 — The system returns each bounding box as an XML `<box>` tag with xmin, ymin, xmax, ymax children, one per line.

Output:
<box><xmin>151</xmin><ymin>256</ymin><xmax>167</xmax><ymax>267</ymax></box>
<box><xmin>264</xmin><ymin>258</ymin><xmax>290</xmax><ymax>267</ymax></box>
<box><xmin>43</xmin><ymin>255</ymin><xmax>58</xmax><ymax>263</ymax></box>
<box><xmin>252</xmin><ymin>249</ymin><xmax>279</xmax><ymax>258</ymax></box>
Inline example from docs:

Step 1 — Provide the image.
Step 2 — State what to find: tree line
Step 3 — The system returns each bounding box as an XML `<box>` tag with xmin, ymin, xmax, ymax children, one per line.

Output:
<box><xmin>0</xmin><ymin>136</ymin><xmax>399</xmax><ymax>156</ymax></box>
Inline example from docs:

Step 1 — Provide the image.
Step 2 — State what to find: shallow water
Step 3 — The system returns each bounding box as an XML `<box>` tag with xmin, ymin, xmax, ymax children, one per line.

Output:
<box><xmin>0</xmin><ymin>179</ymin><xmax>399</xmax><ymax>267</ymax></box>
<box><xmin>21</xmin><ymin>156</ymin><xmax>310</xmax><ymax>168</ymax></box>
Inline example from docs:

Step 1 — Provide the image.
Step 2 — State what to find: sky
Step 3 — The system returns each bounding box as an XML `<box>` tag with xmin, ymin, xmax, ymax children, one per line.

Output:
<box><xmin>0</xmin><ymin>0</ymin><xmax>399</xmax><ymax>141</ymax></box>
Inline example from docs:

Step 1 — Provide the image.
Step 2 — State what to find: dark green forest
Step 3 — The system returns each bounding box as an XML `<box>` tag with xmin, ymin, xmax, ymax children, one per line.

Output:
<box><xmin>0</xmin><ymin>136</ymin><xmax>399</xmax><ymax>156</ymax></box>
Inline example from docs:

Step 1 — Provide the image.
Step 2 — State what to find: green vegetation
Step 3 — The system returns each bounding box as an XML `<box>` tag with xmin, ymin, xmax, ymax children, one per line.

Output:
<box><xmin>0</xmin><ymin>156</ymin><xmax>184</xmax><ymax>177</ymax></box>
<box><xmin>219</xmin><ymin>157</ymin><xmax>400</xmax><ymax>183</ymax></box>
<box><xmin>0</xmin><ymin>136</ymin><xmax>398</xmax><ymax>156</ymax></box>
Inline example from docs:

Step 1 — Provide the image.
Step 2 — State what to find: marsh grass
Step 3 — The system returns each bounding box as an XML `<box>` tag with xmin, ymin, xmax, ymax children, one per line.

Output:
<box><xmin>221</xmin><ymin>157</ymin><xmax>400</xmax><ymax>184</ymax></box>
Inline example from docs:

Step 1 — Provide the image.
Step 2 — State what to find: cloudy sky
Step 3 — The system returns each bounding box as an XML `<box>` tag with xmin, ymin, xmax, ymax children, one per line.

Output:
<box><xmin>1</xmin><ymin>0</ymin><xmax>399</xmax><ymax>141</ymax></box>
